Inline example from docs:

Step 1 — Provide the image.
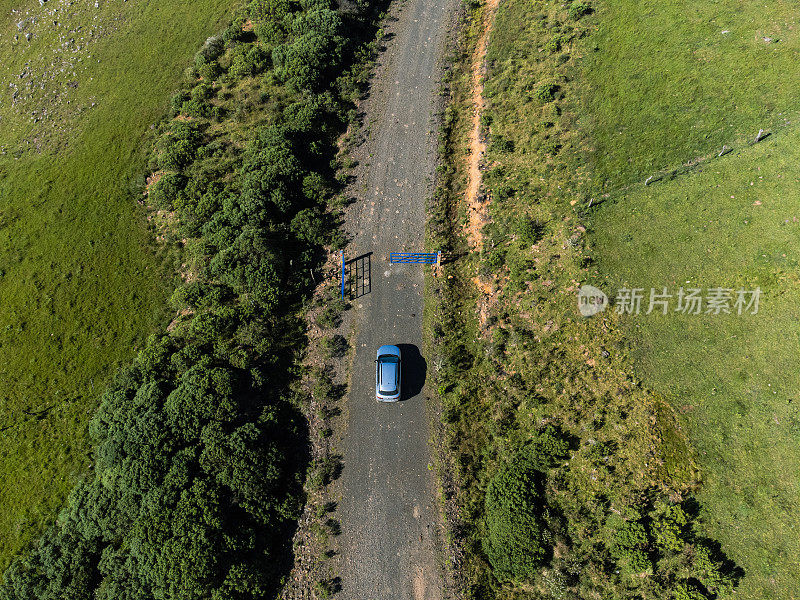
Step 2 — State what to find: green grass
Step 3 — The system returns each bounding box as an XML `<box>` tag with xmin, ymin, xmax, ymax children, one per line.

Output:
<box><xmin>580</xmin><ymin>2</ymin><xmax>800</xmax><ymax>597</ymax></box>
<box><xmin>0</xmin><ymin>0</ymin><xmax>235</xmax><ymax>570</ymax></box>
<box><xmin>581</xmin><ymin>0</ymin><xmax>800</xmax><ymax>191</ymax></box>
<box><xmin>433</xmin><ymin>0</ymin><xmax>800</xmax><ymax>596</ymax></box>
<box><xmin>429</xmin><ymin>2</ymin><xmax>709</xmax><ymax>597</ymax></box>
<box><xmin>591</xmin><ymin>131</ymin><xmax>800</xmax><ymax>599</ymax></box>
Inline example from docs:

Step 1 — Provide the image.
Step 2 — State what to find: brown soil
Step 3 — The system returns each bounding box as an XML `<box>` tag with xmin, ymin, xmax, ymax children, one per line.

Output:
<box><xmin>465</xmin><ymin>1</ymin><xmax>502</xmax><ymax>338</ymax></box>
<box><xmin>464</xmin><ymin>0</ymin><xmax>500</xmax><ymax>251</ymax></box>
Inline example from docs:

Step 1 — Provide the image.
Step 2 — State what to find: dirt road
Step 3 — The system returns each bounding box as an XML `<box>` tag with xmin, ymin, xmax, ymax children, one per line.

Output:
<box><xmin>334</xmin><ymin>0</ymin><xmax>458</xmax><ymax>598</ymax></box>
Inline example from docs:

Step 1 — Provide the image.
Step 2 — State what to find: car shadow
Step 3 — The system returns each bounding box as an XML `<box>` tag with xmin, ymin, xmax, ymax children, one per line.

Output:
<box><xmin>398</xmin><ymin>344</ymin><xmax>426</xmax><ymax>401</ymax></box>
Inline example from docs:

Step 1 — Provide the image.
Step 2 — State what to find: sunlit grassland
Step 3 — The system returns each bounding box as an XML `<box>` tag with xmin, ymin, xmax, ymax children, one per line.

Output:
<box><xmin>0</xmin><ymin>0</ymin><xmax>235</xmax><ymax>570</ymax></box>
<box><xmin>583</xmin><ymin>2</ymin><xmax>800</xmax><ymax>596</ymax></box>
<box><xmin>481</xmin><ymin>0</ymin><xmax>800</xmax><ymax>596</ymax></box>
<box><xmin>591</xmin><ymin>131</ymin><xmax>800</xmax><ymax>599</ymax></box>
<box><xmin>581</xmin><ymin>0</ymin><xmax>800</xmax><ymax>192</ymax></box>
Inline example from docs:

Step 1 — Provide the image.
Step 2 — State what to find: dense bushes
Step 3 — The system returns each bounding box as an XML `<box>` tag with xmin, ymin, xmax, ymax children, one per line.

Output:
<box><xmin>475</xmin><ymin>424</ymin><xmax>739</xmax><ymax>598</ymax></box>
<box><xmin>482</xmin><ymin>428</ymin><xmax>568</xmax><ymax>582</ymax></box>
<box><xmin>0</xmin><ymin>340</ymin><xmax>303</xmax><ymax>599</ymax></box>
<box><xmin>0</xmin><ymin>0</ymin><xmax>380</xmax><ymax>597</ymax></box>
<box><xmin>568</xmin><ymin>1</ymin><xmax>592</xmax><ymax>20</ymax></box>
<box><xmin>482</xmin><ymin>450</ymin><xmax>547</xmax><ymax>581</ymax></box>
<box><xmin>157</xmin><ymin>120</ymin><xmax>203</xmax><ymax>171</ymax></box>
<box><xmin>149</xmin><ymin>171</ymin><xmax>186</xmax><ymax>209</ymax></box>
<box><xmin>272</xmin><ymin>8</ymin><xmax>345</xmax><ymax>91</ymax></box>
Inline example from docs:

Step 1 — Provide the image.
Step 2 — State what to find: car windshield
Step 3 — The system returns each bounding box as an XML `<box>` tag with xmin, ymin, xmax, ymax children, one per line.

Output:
<box><xmin>379</xmin><ymin>355</ymin><xmax>399</xmax><ymax>363</ymax></box>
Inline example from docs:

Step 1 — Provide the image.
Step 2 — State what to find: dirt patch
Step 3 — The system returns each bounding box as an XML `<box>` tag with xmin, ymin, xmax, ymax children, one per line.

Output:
<box><xmin>464</xmin><ymin>0</ymin><xmax>500</xmax><ymax>251</ymax></box>
<box><xmin>166</xmin><ymin>308</ymin><xmax>194</xmax><ymax>332</ymax></box>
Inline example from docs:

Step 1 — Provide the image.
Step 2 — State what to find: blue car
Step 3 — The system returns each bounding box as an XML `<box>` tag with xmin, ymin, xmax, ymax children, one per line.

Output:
<box><xmin>375</xmin><ymin>345</ymin><xmax>401</xmax><ymax>402</ymax></box>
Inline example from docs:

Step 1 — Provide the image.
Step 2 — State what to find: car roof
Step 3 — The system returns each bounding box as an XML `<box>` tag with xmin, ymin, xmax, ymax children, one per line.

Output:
<box><xmin>378</xmin><ymin>360</ymin><xmax>399</xmax><ymax>392</ymax></box>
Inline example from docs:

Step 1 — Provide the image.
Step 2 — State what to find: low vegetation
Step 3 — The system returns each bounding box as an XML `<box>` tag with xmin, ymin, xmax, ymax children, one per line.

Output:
<box><xmin>591</xmin><ymin>129</ymin><xmax>800</xmax><ymax>598</ymax></box>
<box><xmin>0</xmin><ymin>0</ymin><xmax>235</xmax><ymax>572</ymax></box>
<box><xmin>426</xmin><ymin>0</ymin><xmax>799</xmax><ymax>597</ymax></box>
<box><xmin>0</xmin><ymin>0</ymin><xmax>379</xmax><ymax>597</ymax></box>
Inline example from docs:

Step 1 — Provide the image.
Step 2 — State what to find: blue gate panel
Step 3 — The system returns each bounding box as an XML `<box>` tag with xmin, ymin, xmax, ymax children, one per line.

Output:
<box><xmin>389</xmin><ymin>252</ymin><xmax>438</xmax><ymax>264</ymax></box>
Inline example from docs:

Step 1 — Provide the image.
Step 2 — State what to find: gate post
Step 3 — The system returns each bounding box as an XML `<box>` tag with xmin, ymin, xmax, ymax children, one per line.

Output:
<box><xmin>340</xmin><ymin>250</ymin><xmax>345</xmax><ymax>300</ymax></box>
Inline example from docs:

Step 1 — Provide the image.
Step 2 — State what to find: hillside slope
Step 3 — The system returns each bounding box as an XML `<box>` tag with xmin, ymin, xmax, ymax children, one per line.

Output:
<box><xmin>0</xmin><ymin>0</ymin><xmax>234</xmax><ymax>571</ymax></box>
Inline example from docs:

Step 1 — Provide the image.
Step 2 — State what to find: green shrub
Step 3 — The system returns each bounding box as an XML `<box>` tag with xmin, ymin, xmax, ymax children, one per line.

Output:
<box><xmin>613</xmin><ymin>518</ymin><xmax>647</xmax><ymax>550</ymax></box>
<box><xmin>228</xmin><ymin>45</ymin><xmax>270</xmax><ymax>80</ymax></box>
<box><xmin>309</xmin><ymin>455</ymin><xmax>340</xmax><ymax>488</ymax></box>
<box><xmin>191</xmin><ymin>82</ymin><xmax>213</xmax><ymax>101</ymax></box>
<box><xmin>320</xmin><ymin>334</ymin><xmax>348</xmax><ymax>359</ymax></box>
<box><xmin>568</xmin><ymin>1</ymin><xmax>591</xmax><ymax>19</ymax></box>
<box><xmin>610</xmin><ymin>517</ymin><xmax>653</xmax><ymax>573</ymax></box>
<box><xmin>672</xmin><ymin>581</ymin><xmax>711</xmax><ymax>600</ymax></box>
<box><xmin>692</xmin><ymin>542</ymin><xmax>736</xmax><ymax>596</ymax></box>
<box><xmin>316</xmin><ymin>298</ymin><xmax>346</xmax><ymax>329</ymax></box>
<box><xmin>249</xmin><ymin>0</ymin><xmax>293</xmax><ymax>22</ymax></box>
<box><xmin>527</xmin><ymin>425</ymin><xmax>570</xmax><ymax>468</ymax></box>
<box><xmin>541</xmin><ymin>137</ymin><xmax>562</xmax><ymax>156</ymax></box>
<box><xmin>650</xmin><ymin>501</ymin><xmax>688</xmax><ymax>552</ymax></box>
<box><xmin>222</xmin><ymin>18</ymin><xmax>248</xmax><ymax>46</ymax></box>
<box><xmin>240</xmin><ymin>125</ymin><xmax>305</xmax><ymax>215</ymax></box>
<box><xmin>544</xmin><ymin>34</ymin><xmax>563</xmax><ymax>53</ymax></box>
<box><xmin>627</xmin><ymin>548</ymin><xmax>653</xmax><ymax>573</ymax></box>
<box><xmin>479</xmin><ymin>247</ymin><xmax>505</xmax><ymax>277</ymax></box>
<box><xmin>180</xmin><ymin>99</ymin><xmax>211</xmax><ymax>118</ymax></box>
<box><xmin>506</xmin><ymin>251</ymin><xmax>534</xmax><ymax>290</ymax></box>
<box><xmin>290</xmin><ymin>207</ymin><xmax>326</xmax><ymax>246</ymax></box>
<box><xmin>534</xmin><ymin>82</ymin><xmax>558</xmax><ymax>103</ymax></box>
<box><xmin>494</xmin><ymin>184</ymin><xmax>515</xmax><ymax>201</ymax></box>
<box><xmin>198</xmin><ymin>59</ymin><xmax>222</xmax><ymax>81</ymax></box>
<box><xmin>149</xmin><ymin>172</ymin><xmax>186</xmax><ymax>209</ymax></box>
<box><xmin>171</xmin><ymin>90</ymin><xmax>191</xmax><ymax>113</ymax></box>
<box><xmin>482</xmin><ymin>453</ymin><xmax>547</xmax><ymax>581</ymax></box>
<box><xmin>254</xmin><ymin>22</ymin><xmax>284</xmax><ymax>46</ymax></box>
<box><xmin>159</xmin><ymin>121</ymin><xmax>203</xmax><ymax>170</ymax></box>
<box><xmin>301</xmin><ymin>172</ymin><xmax>327</xmax><ymax>201</ymax></box>
<box><xmin>517</xmin><ymin>217</ymin><xmax>544</xmax><ymax>244</ymax></box>
<box><xmin>271</xmin><ymin>10</ymin><xmax>344</xmax><ymax>90</ymax></box>
<box><xmin>489</xmin><ymin>134</ymin><xmax>514</xmax><ymax>153</ymax></box>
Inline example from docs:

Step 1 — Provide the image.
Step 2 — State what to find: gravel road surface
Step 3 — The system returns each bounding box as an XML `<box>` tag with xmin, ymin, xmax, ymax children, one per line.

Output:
<box><xmin>334</xmin><ymin>0</ymin><xmax>458</xmax><ymax>598</ymax></box>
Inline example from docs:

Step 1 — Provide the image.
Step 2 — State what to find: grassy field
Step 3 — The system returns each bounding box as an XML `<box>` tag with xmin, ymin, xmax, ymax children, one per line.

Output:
<box><xmin>591</xmin><ymin>123</ymin><xmax>800</xmax><ymax>599</ymax></box>
<box><xmin>429</xmin><ymin>1</ymin><xmax>705</xmax><ymax>597</ymax></box>
<box><xmin>581</xmin><ymin>0</ymin><xmax>800</xmax><ymax>192</ymax></box>
<box><xmin>582</xmin><ymin>1</ymin><xmax>800</xmax><ymax>598</ymax></box>
<box><xmin>0</xmin><ymin>0</ymin><xmax>235</xmax><ymax>571</ymax></box>
<box><xmin>430</xmin><ymin>0</ymin><xmax>800</xmax><ymax>597</ymax></box>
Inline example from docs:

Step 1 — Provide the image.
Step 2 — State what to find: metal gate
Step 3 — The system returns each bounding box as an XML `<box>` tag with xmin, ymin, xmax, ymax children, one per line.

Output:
<box><xmin>388</xmin><ymin>252</ymin><xmax>441</xmax><ymax>264</ymax></box>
